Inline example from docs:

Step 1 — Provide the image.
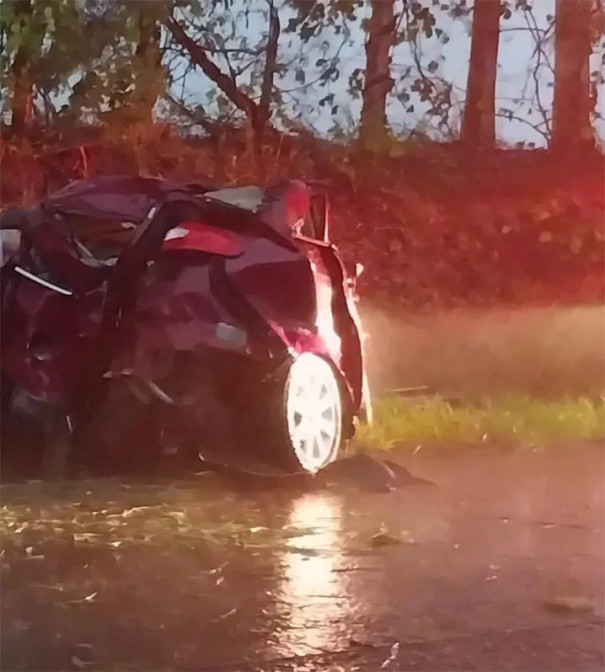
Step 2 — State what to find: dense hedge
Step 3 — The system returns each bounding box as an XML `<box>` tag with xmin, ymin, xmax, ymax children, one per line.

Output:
<box><xmin>332</xmin><ymin>148</ymin><xmax>605</xmax><ymax>310</ymax></box>
<box><xmin>1</xmin><ymin>125</ymin><xmax>603</xmax><ymax>310</ymax></box>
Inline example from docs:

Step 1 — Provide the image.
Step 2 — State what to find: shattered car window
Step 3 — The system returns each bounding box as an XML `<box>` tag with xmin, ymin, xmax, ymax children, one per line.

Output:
<box><xmin>204</xmin><ymin>186</ymin><xmax>265</xmax><ymax>213</ymax></box>
<box><xmin>0</xmin><ymin>230</ymin><xmax>22</xmax><ymax>267</ymax></box>
<box><xmin>64</xmin><ymin>214</ymin><xmax>138</xmax><ymax>265</ymax></box>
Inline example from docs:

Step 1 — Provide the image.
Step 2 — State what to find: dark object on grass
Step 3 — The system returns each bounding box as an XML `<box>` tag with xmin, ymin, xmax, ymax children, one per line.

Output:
<box><xmin>320</xmin><ymin>453</ymin><xmax>435</xmax><ymax>492</ymax></box>
<box><xmin>321</xmin><ymin>453</ymin><xmax>396</xmax><ymax>492</ymax></box>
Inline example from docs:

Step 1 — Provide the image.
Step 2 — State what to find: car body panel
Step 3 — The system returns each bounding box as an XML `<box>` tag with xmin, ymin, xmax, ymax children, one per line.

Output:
<box><xmin>1</xmin><ymin>177</ymin><xmax>370</xmax><ymax>464</ymax></box>
<box><xmin>45</xmin><ymin>176</ymin><xmax>189</xmax><ymax>223</ymax></box>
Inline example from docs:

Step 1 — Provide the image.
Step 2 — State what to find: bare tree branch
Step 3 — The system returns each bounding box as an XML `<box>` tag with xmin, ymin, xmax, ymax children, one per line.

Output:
<box><xmin>164</xmin><ymin>90</ymin><xmax>218</xmax><ymax>135</ymax></box>
<box><xmin>258</xmin><ymin>0</ymin><xmax>280</xmax><ymax>133</ymax></box>
<box><xmin>164</xmin><ymin>14</ymin><xmax>258</xmax><ymax>122</ymax></box>
<box><xmin>496</xmin><ymin>110</ymin><xmax>550</xmax><ymax>141</ymax></box>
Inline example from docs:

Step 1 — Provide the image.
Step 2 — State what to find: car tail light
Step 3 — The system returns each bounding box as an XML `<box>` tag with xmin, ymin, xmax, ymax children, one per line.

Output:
<box><xmin>163</xmin><ymin>221</ymin><xmax>242</xmax><ymax>257</ymax></box>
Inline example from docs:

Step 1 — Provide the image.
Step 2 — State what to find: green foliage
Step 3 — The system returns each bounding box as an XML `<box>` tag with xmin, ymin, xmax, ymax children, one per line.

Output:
<box><xmin>399</xmin><ymin>2</ymin><xmax>437</xmax><ymax>41</ymax></box>
<box><xmin>1</xmin><ymin>0</ymin><xmax>66</xmax><ymax>105</ymax></box>
<box><xmin>1</xmin><ymin>0</ymin><xmax>168</xmax><ymax>126</ymax></box>
<box><xmin>286</xmin><ymin>0</ymin><xmax>363</xmax><ymax>41</ymax></box>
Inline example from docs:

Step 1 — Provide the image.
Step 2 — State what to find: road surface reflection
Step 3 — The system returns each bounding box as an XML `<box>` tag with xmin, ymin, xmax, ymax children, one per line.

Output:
<box><xmin>273</xmin><ymin>491</ymin><xmax>352</xmax><ymax>656</ymax></box>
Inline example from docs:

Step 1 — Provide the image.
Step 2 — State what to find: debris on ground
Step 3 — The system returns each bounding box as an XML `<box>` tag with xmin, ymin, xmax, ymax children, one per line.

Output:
<box><xmin>544</xmin><ymin>596</ymin><xmax>595</xmax><ymax>613</ymax></box>
<box><xmin>381</xmin><ymin>459</ymin><xmax>436</xmax><ymax>487</ymax></box>
<box><xmin>379</xmin><ymin>642</ymin><xmax>401</xmax><ymax>669</ymax></box>
<box><xmin>369</xmin><ymin>532</ymin><xmax>403</xmax><ymax>548</ymax></box>
<box><xmin>319</xmin><ymin>453</ymin><xmax>435</xmax><ymax>492</ymax></box>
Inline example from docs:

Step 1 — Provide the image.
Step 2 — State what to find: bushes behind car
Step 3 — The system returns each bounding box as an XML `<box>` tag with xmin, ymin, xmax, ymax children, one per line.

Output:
<box><xmin>1</xmin><ymin>127</ymin><xmax>603</xmax><ymax>311</ymax></box>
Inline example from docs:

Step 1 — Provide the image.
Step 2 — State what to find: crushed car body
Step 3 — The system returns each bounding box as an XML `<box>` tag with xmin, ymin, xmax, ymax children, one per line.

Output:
<box><xmin>1</xmin><ymin>176</ymin><xmax>372</xmax><ymax>477</ymax></box>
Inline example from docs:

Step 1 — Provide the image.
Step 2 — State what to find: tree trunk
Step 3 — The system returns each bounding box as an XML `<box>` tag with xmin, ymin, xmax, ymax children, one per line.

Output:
<box><xmin>165</xmin><ymin>14</ymin><xmax>274</xmax><ymax>166</ymax></box>
<box><xmin>10</xmin><ymin>0</ymin><xmax>35</xmax><ymax>138</ymax></box>
<box><xmin>133</xmin><ymin>5</ymin><xmax>163</xmax><ymax>123</ymax></box>
<box><xmin>359</xmin><ymin>0</ymin><xmax>395</xmax><ymax>148</ymax></box>
<box><xmin>165</xmin><ymin>16</ymin><xmax>258</xmax><ymax>123</ymax></box>
<box><xmin>461</xmin><ymin>0</ymin><xmax>501</xmax><ymax>148</ymax></box>
<box><xmin>255</xmin><ymin>0</ymin><xmax>280</xmax><ymax>163</ymax></box>
<box><xmin>552</xmin><ymin>0</ymin><xmax>594</xmax><ymax>151</ymax></box>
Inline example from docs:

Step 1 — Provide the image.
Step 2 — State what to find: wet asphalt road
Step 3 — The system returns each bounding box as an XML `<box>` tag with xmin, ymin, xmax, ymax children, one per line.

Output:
<box><xmin>1</xmin><ymin>443</ymin><xmax>604</xmax><ymax>672</ymax></box>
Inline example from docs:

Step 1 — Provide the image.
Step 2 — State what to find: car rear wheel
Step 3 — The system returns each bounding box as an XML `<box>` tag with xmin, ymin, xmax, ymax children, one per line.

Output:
<box><xmin>279</xmin><ymin>353</ymin><xmax>343</xmax><ymax>473</ymax></box>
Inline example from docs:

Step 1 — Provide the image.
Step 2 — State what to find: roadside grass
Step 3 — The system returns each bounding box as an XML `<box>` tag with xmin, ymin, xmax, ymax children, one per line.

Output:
<box><xmin>356</xmin><ymin>395</ymin><xmax>605</xmax><ymax>449</ymax></box>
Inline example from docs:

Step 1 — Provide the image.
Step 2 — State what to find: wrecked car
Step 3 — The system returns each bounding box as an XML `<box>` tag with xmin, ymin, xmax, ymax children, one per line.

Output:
<box><xmin>0</xmin><ymin>176</ymin><xmax>372</xmax><ymax>477</ymax></box>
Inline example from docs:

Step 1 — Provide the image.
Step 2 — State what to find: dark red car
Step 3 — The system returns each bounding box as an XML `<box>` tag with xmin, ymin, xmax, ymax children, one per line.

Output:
<box><xmin>1</xmin><ymin>176</ymin><xmax>372</xmax><ymax>477</ymax></box>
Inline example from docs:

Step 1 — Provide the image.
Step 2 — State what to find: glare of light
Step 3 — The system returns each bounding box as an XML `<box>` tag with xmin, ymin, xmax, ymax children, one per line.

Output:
<box><xmin>275</xmin><ymin>492</ymin><xmax>347</xmax><ymax>656</ymax></box>
<box><xmin>286</xmin><ymin>353</ymin><xmax>342</xmax><ymax>473</ymax></box>
<box><xmin>315</xmin><ymin>279</ymin><xmax>342</xmax><ymax>364</ymax></box>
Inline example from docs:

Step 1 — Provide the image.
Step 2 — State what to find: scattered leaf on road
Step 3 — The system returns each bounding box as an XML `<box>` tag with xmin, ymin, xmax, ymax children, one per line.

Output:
<box><xmin>212</xmin><ymin>607</ymin><xmax>237</xmax><ymax>622</ymax></box>
<box><xmin>167</xmin><ymin>511</ymin><xmax>188</xmax><ymax>526</ymax></box>
<box><xmin>66</xmin><ymin>592</ymin><xmax>98</xmax><ymax>606</ymax></box>
<box><xmin>380</xmin><ymin>642</ymin><xmax>401</xmax><ymax>669</ymax></box>
<box><xmin>71</xmin><ymin>655</ymin><xmax>92</xmax><ymax>669</ymax></box>
<box><xmin>206</xmin><ymin>562</ymin><xmax>228</xmax><ymax>575</ymax></box>
<box><xmin>73</xmin><ymin>533</ymin><xmax>101</xmax><ymax>543</ymax></box>
<box><xmin>544</xmin><ymin>596</ymin><xmax>594</xmax><ymax>613</ymax></box>
<box><xmin>370</xmin><ymin>533</ymin><xmax>401</xmax><ymax>548</ymax></box>
<box><xmin>122</xmin><ymin>506</ymin><xmax>153</xmax><ymax>518</ymax></box>
<box><xmin>349</xmin><ymin>638</ymin><xmax>378</xmax><ymax>649</ymax></box>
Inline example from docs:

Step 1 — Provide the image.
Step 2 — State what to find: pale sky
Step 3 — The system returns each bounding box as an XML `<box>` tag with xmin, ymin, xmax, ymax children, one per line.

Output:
<box><xmin>173</xmin><ymin>0</ymin><xmax>605</xmax><ymax>147</ymax></box>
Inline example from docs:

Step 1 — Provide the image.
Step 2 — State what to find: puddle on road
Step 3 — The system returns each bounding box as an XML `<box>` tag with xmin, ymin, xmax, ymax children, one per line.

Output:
<box><xmin>1</xmin><ymin>450</ymin><xmax>603</xmax><ymax>671</ymax></box>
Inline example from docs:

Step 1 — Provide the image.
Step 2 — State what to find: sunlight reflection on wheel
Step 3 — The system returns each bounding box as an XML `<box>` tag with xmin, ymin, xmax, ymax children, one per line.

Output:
<box><xmin>285</xmin><ymin>353</ymin><xmax>343</xmax><ymax>473</ymax></box>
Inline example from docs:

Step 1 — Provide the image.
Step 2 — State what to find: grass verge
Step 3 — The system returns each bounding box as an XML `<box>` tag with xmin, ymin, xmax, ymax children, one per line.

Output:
<box><xmin>355</xmin><ymin>395</ymin><xmax>605</xmax><ymax>449</ymax></box>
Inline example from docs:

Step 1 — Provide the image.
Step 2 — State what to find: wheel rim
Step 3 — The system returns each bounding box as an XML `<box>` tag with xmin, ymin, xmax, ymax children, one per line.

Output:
<box><xmin>285</xmin><ymin>353</ymin><xmax>342</xmax><ymax>473</ymax></box>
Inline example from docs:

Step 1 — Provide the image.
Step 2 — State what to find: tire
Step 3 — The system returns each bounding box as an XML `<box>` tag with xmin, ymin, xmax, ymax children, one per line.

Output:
<box><xmin>81</xmin><ymin>380</ymin><xmax>161</xmax><ymax>475</ymax></box>
<box><xmin>42</xmin><ymin>410</ymin><xmax>72</xmax><ymax>481</ymax></box>
<box><xmin>264</xmin><ymin>353</ymin><xmax>345</xmax><ymax>474</ymax></box>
